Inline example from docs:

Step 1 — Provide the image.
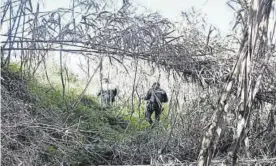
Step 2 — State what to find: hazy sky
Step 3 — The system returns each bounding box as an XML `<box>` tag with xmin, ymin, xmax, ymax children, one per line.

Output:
<box><xmin>39</xmin><ymin>0</ymin><xmax>234</xmax><ymax>34</ymax></box>
<box><xmin>1</xmin><ymin>0</ymin><xmax>235</xmax><ymax>43</ymax></box>
<box><xmin>134</xmin><ymin>0</ymin><xmax>234</xmax><ymax>34</ymax></box>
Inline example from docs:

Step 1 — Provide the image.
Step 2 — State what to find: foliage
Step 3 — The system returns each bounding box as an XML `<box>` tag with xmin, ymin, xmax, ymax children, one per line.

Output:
<box><xmin>1</xmin><ymin>0</ymin><xmax>276</xmax><ymax>165</ymax></box>
<box><xmin>7</xmin><ymin>63</ymin><xmax>21</xmax><ymax>73</ymax></box>
<box><xmin>1</xmin><ymin>68</ymin><xmax>135</xmax><ymax>165</ymax></box>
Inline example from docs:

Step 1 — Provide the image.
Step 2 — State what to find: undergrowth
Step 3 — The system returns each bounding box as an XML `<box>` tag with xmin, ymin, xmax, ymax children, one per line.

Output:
<box><xmin>1</xmin><ymin>64</ymin><xmax>172</xmax><ymax>165</ymax></box>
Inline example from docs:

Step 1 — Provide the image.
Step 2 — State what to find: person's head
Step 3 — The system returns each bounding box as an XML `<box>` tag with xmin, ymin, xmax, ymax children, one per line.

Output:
<box><xmin>152</xmin><ymin>82</ymin><xmax>160</xmax><ymax>89</ymax></box>
<box><xmin>103</xmin><ymin>78</ymin><xmax>109</xmax><ymax>83</ymax></box>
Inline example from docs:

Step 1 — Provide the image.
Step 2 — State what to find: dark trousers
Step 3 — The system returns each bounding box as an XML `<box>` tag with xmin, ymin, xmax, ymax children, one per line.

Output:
<box><xmin>145</xmin><ymin>103</ymin><xmax>162</xmax><ymax>124</ymax></box>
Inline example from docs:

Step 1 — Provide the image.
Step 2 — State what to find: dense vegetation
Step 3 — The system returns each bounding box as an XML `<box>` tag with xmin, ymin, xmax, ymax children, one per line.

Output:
<box><xmin>2</xmin><ymin>65</ymin><xmax>174</xmax><ymax>165</ymax></box>
<box><xmin>1</xmin><ymin>0</ymin><xmax>276</xmax><ymax>165</ymax></box>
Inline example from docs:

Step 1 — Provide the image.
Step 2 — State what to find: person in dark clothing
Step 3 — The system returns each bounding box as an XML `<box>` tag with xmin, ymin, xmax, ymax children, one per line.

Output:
<box><xmin>97</xmin><ymin>78</ymin><xmax>117</xmax><ymax>107</ymax></box>
<box><xmin>144</xmin><ymin>82</ymin><xmax>168</xmax><ymax>124</ymax></box>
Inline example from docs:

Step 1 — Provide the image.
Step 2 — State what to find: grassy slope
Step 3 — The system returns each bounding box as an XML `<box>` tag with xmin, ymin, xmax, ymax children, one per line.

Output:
<box><xmin>1</xmin><ymin>64</ymin><xmax>171</xmax><ymax>165</ymax></box>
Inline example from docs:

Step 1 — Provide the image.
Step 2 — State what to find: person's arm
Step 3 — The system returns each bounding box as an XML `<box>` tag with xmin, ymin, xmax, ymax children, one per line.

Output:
<box><xmin>144</xmin><ymin>89</ymin><xmax>151</xmax><ymax>100</ymax></box>
<box><xmin>97</xmin><ymin>90</ymin><xmax>102</xmax><ymax>96</ymax></box>
<box><xmin>163</xmin><ymin>91</ymin><xmax>168</xmax><ymax>103</ymax></box>
<box><xmin>111</xmin><ymin>88</ymin><xmax>117</xmax><ymax>102</ymax></box>
<box><xmin>113</xmin><ymin>88</ymin><xmax>117</xmax><ymax>96</ymax></box>
<box><xmin>97</xmin><ymin>88</ymin><xmax>104</xmax><ymax>96</ymax></box>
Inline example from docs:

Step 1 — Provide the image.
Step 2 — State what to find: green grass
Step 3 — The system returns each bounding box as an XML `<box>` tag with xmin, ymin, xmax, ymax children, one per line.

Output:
<box><xmin>25</xmin><ymin>74</ymin><xmax>134</xmax><ymax>142</ymax></box>
<box><xmin>119</xmin><ymin>100</ymin><xmax>171</xmax><ymax>131</ymax></box>
<box><xmin>6</xmin><ymin>62</ymin><xmax>170</xmax><ymax>132</ymax></box>
<box><xmin>6</xmin><ymin>62</ymin><xmax>170</xmax><ymax>142</ymax></box>
<box><xmin>8</xmin><ymin>63</ymin><xmax>21</xmax><ymax>73</ymax></box>
<box><xmin>3</xmin><ymin>63</ymin><xmax>174</xmax><ymax>165</ymax></box>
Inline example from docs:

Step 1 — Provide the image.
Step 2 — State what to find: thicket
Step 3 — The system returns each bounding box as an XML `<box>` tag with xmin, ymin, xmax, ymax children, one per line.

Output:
<box><xmin>1</xmin><ymin>0</ymin><xmax>276</xmax><ymax>165</ymax></box>
<box><xmin>1</xmin><ymin>65</ymin><xmax>173</xmax><ymax>165</ymax></box>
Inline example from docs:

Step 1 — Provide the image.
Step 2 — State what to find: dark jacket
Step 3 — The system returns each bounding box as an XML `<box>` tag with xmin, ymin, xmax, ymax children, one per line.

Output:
<box><xmin>144</xmin><ymin>87</ymin><xmax>168</xmax><ymax>105</ymax></box>
<box><xmin>97</xmin><ymin>88</ymin><xmax>117</xmax><ymax>102</ymax></box>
